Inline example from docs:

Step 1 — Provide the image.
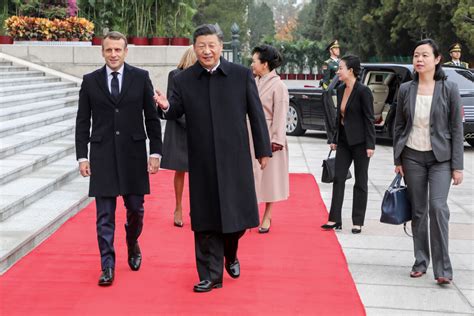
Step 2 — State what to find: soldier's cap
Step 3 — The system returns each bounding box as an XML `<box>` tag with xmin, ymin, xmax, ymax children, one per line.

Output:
<box><xmin>449</xmin><ymin>43</ymin><xmax>461</xmax><ymax>53</ymax></box>
<box><xmin>327</xmin><ymin>40</ymin><xmax>340</xmax><ymax>51</ymax></box>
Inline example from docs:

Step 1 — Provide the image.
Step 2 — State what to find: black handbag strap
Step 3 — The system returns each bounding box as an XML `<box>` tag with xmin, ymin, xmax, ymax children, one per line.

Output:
<box><xmin>327</xmin><ymin>149</ymin><xmax>333</xmax><ymax>159</ymax></box>
<box><xmin>403</xmin><ymin>222</ymin><xmax>412</xmax><ymax>237</ymax></box>
<box><xmin>389</xmin><ymin>173</ymin><xmax>402</xmax><ymax>189</ymax></box>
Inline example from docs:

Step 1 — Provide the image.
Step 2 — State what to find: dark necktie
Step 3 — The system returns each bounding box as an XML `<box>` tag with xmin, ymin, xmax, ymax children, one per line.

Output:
<box><xmin>111</xmin><ymin>72</ymin><xmax>119</xmax><ymax>97</ymax></box>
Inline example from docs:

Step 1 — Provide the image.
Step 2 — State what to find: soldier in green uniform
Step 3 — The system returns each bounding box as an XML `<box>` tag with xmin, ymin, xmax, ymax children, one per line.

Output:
<box><xmin>320</xmin><ymin>40</ymin><xmax>340</xmax><ymax>89</ymax></box>
<box><xmin>444</xmin><ymin>43</ymin><xmax>469</xmax><ymax>68</ymax></box>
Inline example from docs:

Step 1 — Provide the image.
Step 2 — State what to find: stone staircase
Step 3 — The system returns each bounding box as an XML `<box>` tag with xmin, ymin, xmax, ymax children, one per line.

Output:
<box><xmin>0</xmin><ymin>57</ymin><xmax>91</xmax><ymax>274</ymax></box>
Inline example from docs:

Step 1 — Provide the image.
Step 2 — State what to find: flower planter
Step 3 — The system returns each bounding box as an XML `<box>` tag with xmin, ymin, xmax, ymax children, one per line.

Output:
<box><xmin>279</xmin><ymin>73</ymin><xmax>288</xmax><ymax>80</ymax></box>
<box><xmin>149</xmin><ymin>37</ymin><xmax>169</xmax><ymax>45</ymax></box>
<box><xmin>130</xmin><ymin>36</ymin><xmax>149</xmax><ymax>45</ymax></box>
<box><xmin>92</xmin><ymin>37</ymin><xmax>103</xmax><ymax>45</ymax></box>
<box><xmin>306</xmin><ymin>74</ymin><xmax>316</xmax><ymax>80</ymax></box>
<box><xmin>170</xmin><ymin>37</ymin><xmax>190</xmax><ymax>46</ymax></box>
<box><xmin>0</xmin><ymin>36</ymin><xmax>13</xmax><ymax>44</ymax></box>
<box><xmin>296</xmin><ymin>74</ymin><xmax>306</xmax><ymax>80</ymax></box>
<box><xmin>287</xmin><ymin>74</ymin><xmax>297</xmax><ymax>80</ymax></box>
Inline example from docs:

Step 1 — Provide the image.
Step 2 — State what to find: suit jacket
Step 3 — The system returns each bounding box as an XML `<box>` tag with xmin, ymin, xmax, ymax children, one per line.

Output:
<box><xmin>160</xmin><ymin>57</ymin><xmax>272</xmax><ymax>233</ymax></box>
<box><xmin>332</xmin><ymin>81</ymin><xmax>376</xmax><ymax>149</ymax></box>
<box><xmin>393</xmin><ymin>80</ymin><xmax>464</xmax><ymax>170</ymax></box>
<box><xmin>75</xmin><ymin>63</ymin><xmax>162</xmax><ymax>197</ymax></box>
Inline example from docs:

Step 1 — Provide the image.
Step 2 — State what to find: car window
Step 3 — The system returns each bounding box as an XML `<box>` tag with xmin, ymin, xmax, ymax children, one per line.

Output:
<box><xmin>445</xmin><ymin>69</ymin><xmax>474</xmax><ymax>90</ymax></box>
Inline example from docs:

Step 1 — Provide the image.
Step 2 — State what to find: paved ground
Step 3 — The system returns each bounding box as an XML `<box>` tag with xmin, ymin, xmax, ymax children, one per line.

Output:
<box><xmin>287</xmin><ymin>131</ymin><xmax>474</xmax><ymax>315</ymax></box>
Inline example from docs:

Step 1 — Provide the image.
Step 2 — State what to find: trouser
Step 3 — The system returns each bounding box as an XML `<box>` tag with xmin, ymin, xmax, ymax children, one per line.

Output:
<box><xmin>328</xmin><ymin>126</ymin><xmax>370</xmax><ymax>226</ymax></box>
<box><xmin>194</xmin><ymin>230</ymin><xmax>245</xmax><ymax>282</ymax></box>
<box><xmin>402</xmin><ymin>147</ymin><xmax>452</xmax><ymax>279</ymax></box>
<box><xmin>95</xmin><ymin>195</ymin><xmax>145</xmax><ymax>270</ymax></box>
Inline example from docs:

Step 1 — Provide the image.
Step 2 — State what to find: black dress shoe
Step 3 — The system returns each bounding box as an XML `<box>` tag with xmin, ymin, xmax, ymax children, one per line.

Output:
<box><xmin>98</xmin><ymin>267</ymin><xmax>114</xmax><ymax>286</ymax></box>
<box><xmin>321</xmin><ymin>222</ymin><xmax>342</xmax><ymax>230</ymax></box>
<box><xmin>193</xmin><ymin>280</ymin><xmax>223</xmax><ymax>293</ymax></box>
<box><xmin>225</xmin><ymin>258</ymin><xmax>240</xmax><ymax>279</ymax></box>
<box><xmin>351</xmin><ymin>226</ymin><xmax>362</xmax><ymax>234</ymax></box>
<box><xmin>127</xmin><ymin>241</ymin><xmax>142</xmax><ymax>271</ymax></box>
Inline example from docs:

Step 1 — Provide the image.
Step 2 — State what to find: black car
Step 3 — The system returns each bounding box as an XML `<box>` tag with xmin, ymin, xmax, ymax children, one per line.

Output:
<box><xmin>286</xmin><ymin>64</ymin><xmax>474</xmax><ymax>146</ymax></box>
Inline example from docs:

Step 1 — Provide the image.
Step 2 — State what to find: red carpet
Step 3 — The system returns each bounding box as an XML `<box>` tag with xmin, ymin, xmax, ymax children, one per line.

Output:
<box><xmin>0</xmin><ymin>172</ymin><xmax>364</xmax><ymax>315</ymax></box>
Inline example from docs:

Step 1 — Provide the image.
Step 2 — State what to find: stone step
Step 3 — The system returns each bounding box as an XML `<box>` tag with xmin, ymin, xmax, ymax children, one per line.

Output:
<box><xmin>0</xmin><ymin>70</ymin><xmax>44</xmax><ymax>79</ymax></box>
<box><xmin>0</xmin><ymin>176</ymin><xmax>91</xmax><ymax>274</ymax></box>
<box><xmin>0</xmin><ymin>106</ymin><xmax>77</xmax><ymax>138</ymax></box>
<box><xmin>0</xmin><ymin>95</ymin><xmax>78</xmax><ymax>122</ymax></box>
<box><xmin>0</xmin><ymin>118</ymin><xmax>75</xmax><ymax>159</ymax></box>
<box><xmin>0</xmin><ymin>81</ymin><xmax>77</xmax><ymax>97</ymax></box>
<box><xmin>0</xmin><ymin>154</ymin><xmax>80</xmax><ymax>221</ymax></box>
<box><xmin>0</xmin><ymin>61</ymin><xmax>12</xmax><ymax>66</ymax></box>
<box><xmin>0</xmin><ymin>87</ymin><xmax>80</xmax><ymax>108</ymax></box>
<box><xmin>0</xmin><ymin>136</ymin><xmax>75</xmax><ymax>185</ymax></box>
<box><xmin>0</xmin><ymin>66</ymin><xmax>29</xmax><ymax>72</ymax></box>
<box><xmin>0</xmin><ymin>76</ymin><xmax>60</xmax><ymax>87</ymax></box>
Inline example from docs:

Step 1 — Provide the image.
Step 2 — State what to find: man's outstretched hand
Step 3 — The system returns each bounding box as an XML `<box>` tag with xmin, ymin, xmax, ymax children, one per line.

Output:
<box><xmin>154</xmin><ymin>89</ymin><xmax>170</xmax><ymax>110</ymax></box>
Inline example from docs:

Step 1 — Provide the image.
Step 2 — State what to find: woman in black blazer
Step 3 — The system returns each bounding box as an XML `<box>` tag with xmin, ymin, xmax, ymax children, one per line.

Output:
<box><xmin>321</xmin><ymin>54</ymin><xmax>376</xmax><ymax>234</ymax></box>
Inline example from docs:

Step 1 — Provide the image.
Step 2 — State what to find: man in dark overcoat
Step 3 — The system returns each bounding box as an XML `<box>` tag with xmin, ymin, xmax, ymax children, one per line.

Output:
<box><xmin>75</xmin><ymin>31</ymin><xmax>162</xmax><ymax>286</ymax></box>
<box><xmin>155</xmin><ymin>24</ymin><xmax>272</xmax><ymax>293</ymax></box>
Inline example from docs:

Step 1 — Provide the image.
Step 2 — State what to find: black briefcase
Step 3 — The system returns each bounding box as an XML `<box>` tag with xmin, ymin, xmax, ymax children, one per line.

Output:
<box><xmin>321</xmin><ymin>149</ymin><xmax>352</xmax><ymax>183</ymax></box>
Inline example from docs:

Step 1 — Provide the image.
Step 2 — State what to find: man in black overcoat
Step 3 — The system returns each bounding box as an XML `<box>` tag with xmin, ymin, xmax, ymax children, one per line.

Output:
<box><xmin>155</xmin><ymin>24</ymin><xmax>272</xmax><ymax>293</ymax></box>
<box><xmin>75</xmin><ymin>31</ymin><xmax>162</xmax><ymax>286</ymax></box>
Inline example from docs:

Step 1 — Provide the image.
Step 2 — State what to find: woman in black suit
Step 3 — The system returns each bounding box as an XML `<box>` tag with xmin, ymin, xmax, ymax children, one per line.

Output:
<box><xmin>160</xmin><ymin>46</ymin><xmax>196</xmax><ymax>227</ymax></box>
<box><xmin>321</xmin><ymin>54</ymin><xmax>376</xmax><ymax>234</ymax></box>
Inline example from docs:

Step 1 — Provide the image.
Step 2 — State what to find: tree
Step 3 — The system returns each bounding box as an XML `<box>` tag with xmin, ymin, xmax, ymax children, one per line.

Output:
<box><xmin>193</xmin><ymin>0</ymin><xmax>249</xmax><ymax>42</ymax></box>
<box><xmin>452</xmin><ymin>0</ymin><xmax>474</xmax><ymax>55</ymax></box>
<box><xmin>248</xmin><ymin>1</ymin><xmax>275</xmax><ymax>49</ymax></box>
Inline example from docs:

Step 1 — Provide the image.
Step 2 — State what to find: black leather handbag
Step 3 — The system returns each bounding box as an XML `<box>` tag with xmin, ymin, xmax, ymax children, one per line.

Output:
<box><xmin>321</xmin><ymin>150</ymin><xmax>352</xmax><ymax>183</ymax></box>
<box><xmin>380</xmin><ymin>174</ymin><xmax>412</xmax><ymax>225</ymax></box>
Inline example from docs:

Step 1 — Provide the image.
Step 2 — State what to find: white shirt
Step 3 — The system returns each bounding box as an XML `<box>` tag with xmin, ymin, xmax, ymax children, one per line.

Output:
<box><xmin>106</xmin><ymin>65</ymin><xmax>124</xmax><ymax>94</ymax></box>
<box><xmin>406</xmin><ymin>95</ymin><xmax>433</xmax><ymax>151</ymax></box>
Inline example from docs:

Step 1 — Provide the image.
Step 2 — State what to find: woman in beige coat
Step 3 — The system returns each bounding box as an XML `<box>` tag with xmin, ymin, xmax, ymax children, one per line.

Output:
<box><xmin>250</xmin><ymin>44</ymin><xmax>290</xmax><ymax>233</ymax></box>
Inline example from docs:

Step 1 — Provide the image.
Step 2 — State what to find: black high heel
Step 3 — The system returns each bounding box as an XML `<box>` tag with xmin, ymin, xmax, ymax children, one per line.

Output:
<box><xmin>258</xmin><ymin>219</ymin><xmax>271</xmax><ymax>234</ymax></box>
<box><xmin>321</xmin><ymin>222</ymin><xmax>342</xmax><ymax>230</ymax></box>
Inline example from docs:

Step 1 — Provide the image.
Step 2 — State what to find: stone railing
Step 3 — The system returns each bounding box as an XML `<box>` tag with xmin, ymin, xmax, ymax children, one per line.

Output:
<box><xmin>0</xmin><ymin>44</ymin><xmax>188</xmax><ymax>90</ymax></box>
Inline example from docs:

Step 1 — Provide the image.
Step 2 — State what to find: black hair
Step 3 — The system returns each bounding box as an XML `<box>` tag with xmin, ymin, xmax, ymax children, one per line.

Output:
<box><xmin>413</xmin><ymin>38</ymin><xmax>446</xmax><ymax>81</ymax></box>
<box><xmin>340</xmin><ymin>54</ymin><xmax>361</xmax><ymax>79</ymax></box>
<box><xmin>251</xmin><ymin>44</ymin><xmax>283</xmax><ymax>71</ymax></box>
<box><xmin>193</xmin><ymin>24</ymin><xmax>224</xmax><ymax>44</ymax></box>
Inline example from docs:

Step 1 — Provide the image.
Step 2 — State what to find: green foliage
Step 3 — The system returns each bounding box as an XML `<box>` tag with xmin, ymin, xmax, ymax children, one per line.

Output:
<box><xmin>15</xmin><ymin>0</ymin><xmax>68</xmax><ymax>19</ymax></box>
<box><xmin>452</xmin><ymin>0</ymin><xmax>474</xmax><ymax>53</ymax></box>
<box><xmin>248</xmin><ymin>1</ymin><xmax>275</xmax><ymax>49</ymax></box>
<box><xmin>294</xmin><ymin>0</ymin><xmax>473</xmax><ymax>63</ymax></box>
<box><xmin>193</xmin><ymin>0</ymin><xmax>249</xmax><ymax>42</ymax></box>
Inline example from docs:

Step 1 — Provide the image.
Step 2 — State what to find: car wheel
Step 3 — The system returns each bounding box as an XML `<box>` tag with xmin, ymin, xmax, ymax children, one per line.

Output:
<box><xmin>466</xmin><ymin>138</ymin><xmax>474</xmax><ymax>147</ymax></box>
<box><xmin>286</xmin><ymin>103</ymin><xmax>306</xmax><ymax>136</ymax></box>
